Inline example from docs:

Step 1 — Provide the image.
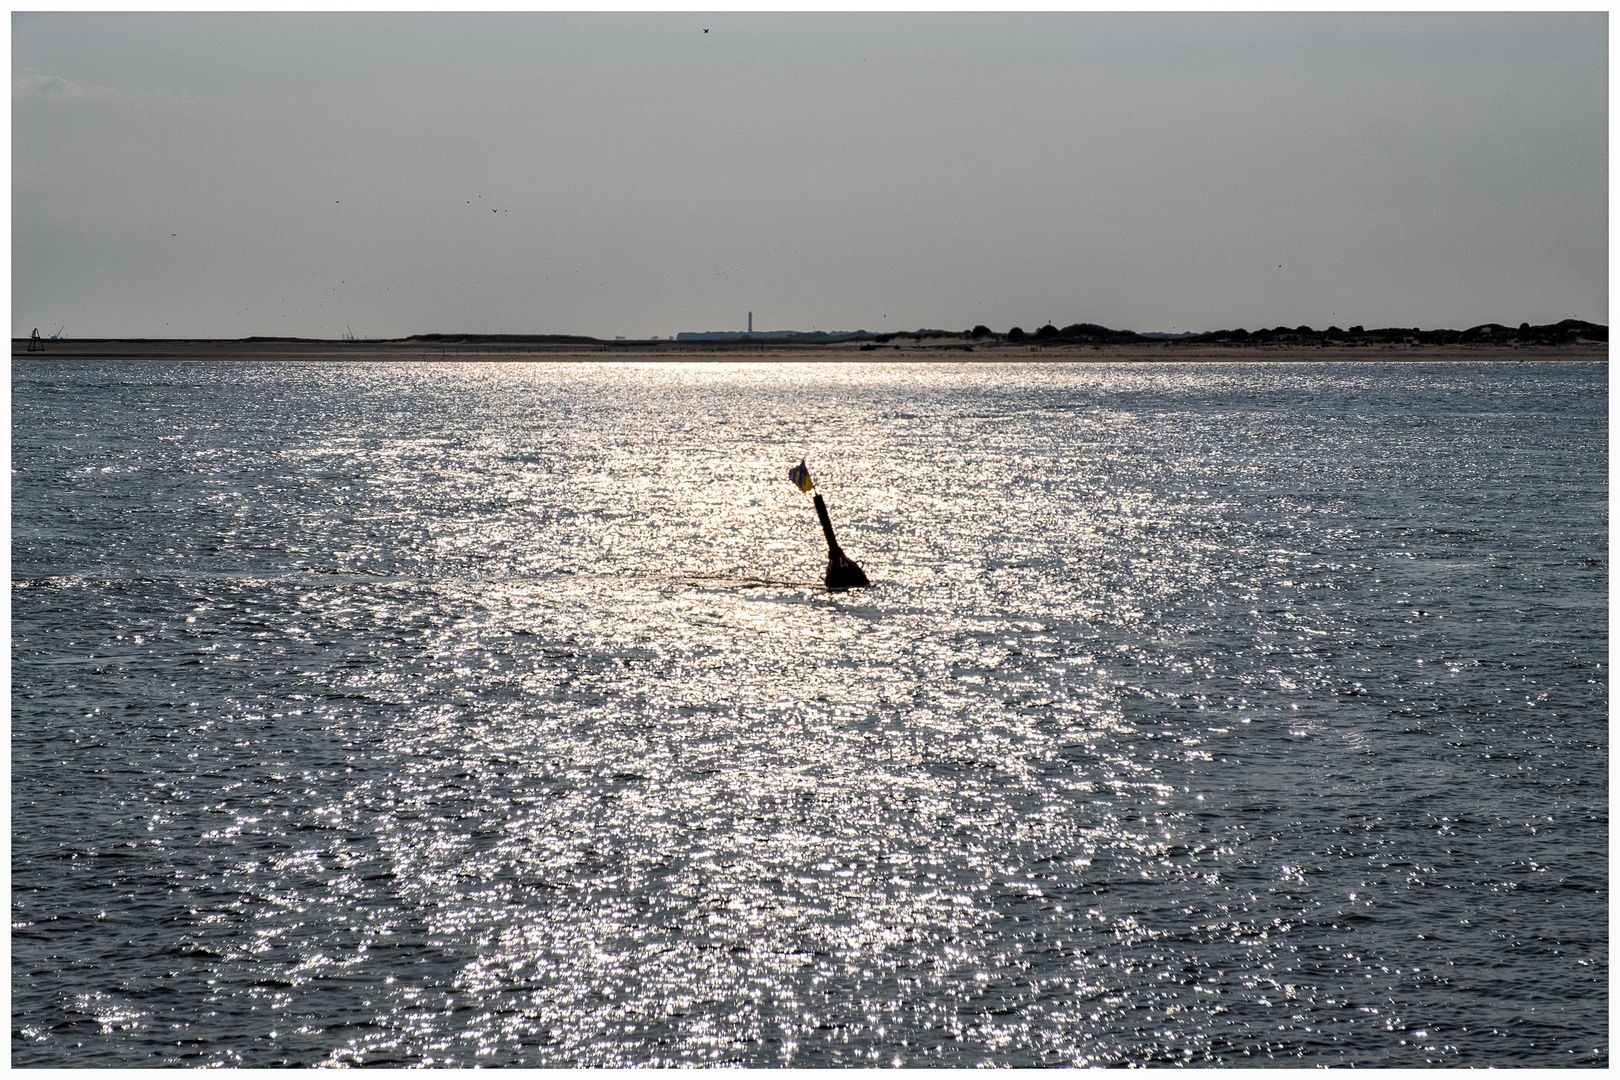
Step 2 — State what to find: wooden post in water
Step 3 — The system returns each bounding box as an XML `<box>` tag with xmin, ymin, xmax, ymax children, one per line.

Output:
<box><xmin>813</xmin><ymin>492</ymin><xmax>870</xmax><ymax>591</ymax></box>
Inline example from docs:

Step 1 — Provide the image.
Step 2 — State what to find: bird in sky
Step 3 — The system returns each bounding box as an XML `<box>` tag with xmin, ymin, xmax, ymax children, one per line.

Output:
<box><xmin>703</xmin><ymin>28</ymin><xmax>709</xmax><ymax>32</ymax></box>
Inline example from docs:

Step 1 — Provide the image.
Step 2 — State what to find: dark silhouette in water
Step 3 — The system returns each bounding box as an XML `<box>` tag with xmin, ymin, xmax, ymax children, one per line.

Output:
<box><xmin>812</xmin><ymin>492</ymin><xmax>869</xmax><ymax>590</ymax></box>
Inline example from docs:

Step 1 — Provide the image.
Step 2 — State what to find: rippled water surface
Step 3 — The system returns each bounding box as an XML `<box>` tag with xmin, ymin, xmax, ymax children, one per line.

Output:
<box><xmin>13</xmin><ymin>359</ymin><xmax>1607</xmax><ymax>1066</ymax></box>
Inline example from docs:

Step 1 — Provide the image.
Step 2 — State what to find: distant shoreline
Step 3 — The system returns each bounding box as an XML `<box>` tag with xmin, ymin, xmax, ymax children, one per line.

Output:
<box><xmin>12</xmin><ymin>338</ymin><xmax>1607</xmax><ymax>363</ymax></box>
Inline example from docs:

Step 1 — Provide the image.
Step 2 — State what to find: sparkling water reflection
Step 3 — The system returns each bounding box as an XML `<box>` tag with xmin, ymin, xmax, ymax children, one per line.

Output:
<box><xmin>13</xmin><ymin>360</ymin><xmax>1606</xmax><ymax>1066</ymax></box>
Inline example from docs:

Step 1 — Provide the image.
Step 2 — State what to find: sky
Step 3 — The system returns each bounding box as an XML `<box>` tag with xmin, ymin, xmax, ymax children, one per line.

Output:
<box><xmin>11</xmin><ymin>11</ymin><xmax>1608</xmax><ymax>340</ymax></box>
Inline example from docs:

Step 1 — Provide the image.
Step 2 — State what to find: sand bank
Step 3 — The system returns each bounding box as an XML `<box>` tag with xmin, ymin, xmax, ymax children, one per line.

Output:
<box><xmin>12</xmin><ymin>338</ymin><xmax>1606</xmax><ymax>363</ymax></box>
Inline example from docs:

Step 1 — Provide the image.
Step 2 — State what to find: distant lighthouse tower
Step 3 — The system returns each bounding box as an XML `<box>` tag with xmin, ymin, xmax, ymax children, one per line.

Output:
<box><xmin>748</xmin><ymin>311</ymin><xmax>753</xmax><ymax>335</ymax></box>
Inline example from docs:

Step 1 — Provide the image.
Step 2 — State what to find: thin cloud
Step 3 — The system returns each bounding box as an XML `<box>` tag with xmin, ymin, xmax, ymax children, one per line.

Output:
<box><xmin>13</xmin><ymin>67</ymin><xmax>118</xmax><ymax>100</ymax></box>
<box><xmin>12</xmin><ymin>66</ymin><xmax>190</xmax><ymax>104</ymax></box>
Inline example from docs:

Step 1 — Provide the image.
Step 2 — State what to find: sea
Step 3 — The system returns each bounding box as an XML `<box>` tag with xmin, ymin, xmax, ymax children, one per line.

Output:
<box><xmin>11</xmin><ymin>358</ymin><xmax>1607</xmax><ymax>1067</ymax></box>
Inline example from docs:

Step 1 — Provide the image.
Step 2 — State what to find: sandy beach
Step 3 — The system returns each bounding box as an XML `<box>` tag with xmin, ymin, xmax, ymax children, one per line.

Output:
<box><xmin>12</xmin><ymin>337</ymin><xmax>1607</xmax><ymax>363</ymax></box>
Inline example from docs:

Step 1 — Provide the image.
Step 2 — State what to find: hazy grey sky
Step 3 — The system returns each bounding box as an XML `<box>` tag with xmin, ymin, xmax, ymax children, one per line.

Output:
<box><xmin>12</xmin><ymin>12</ymin><xmax>1607</xmax><ymax>340</ymax></box>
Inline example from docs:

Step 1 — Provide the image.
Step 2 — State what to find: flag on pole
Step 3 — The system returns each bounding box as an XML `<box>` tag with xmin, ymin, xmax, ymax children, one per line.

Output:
<box><xmin>788</xmin><ymin>458</ymin><xmax>815</xmax><ymax>492</ymax></box>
